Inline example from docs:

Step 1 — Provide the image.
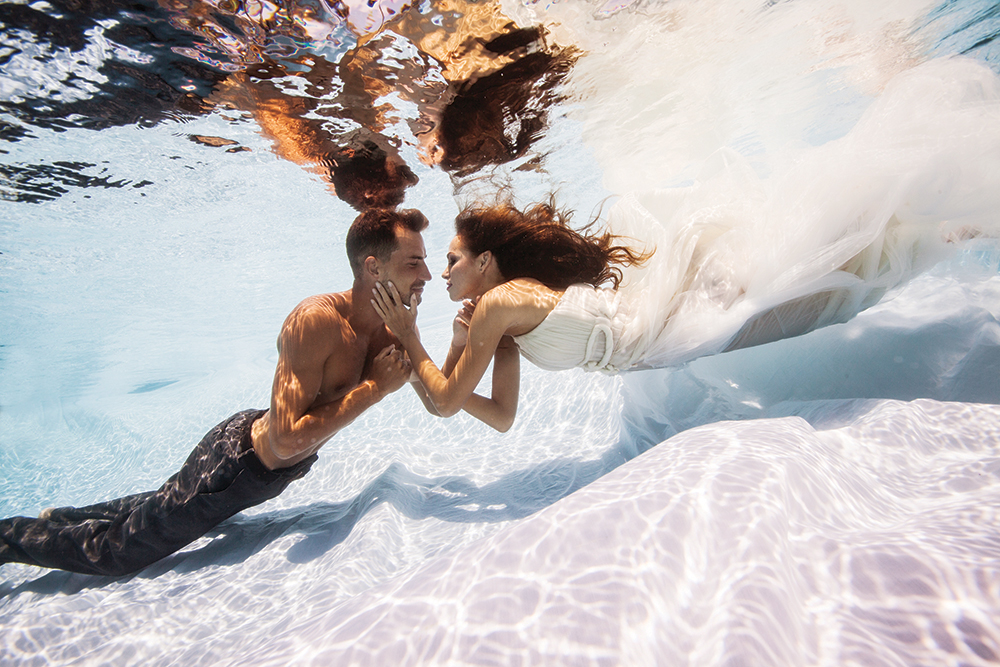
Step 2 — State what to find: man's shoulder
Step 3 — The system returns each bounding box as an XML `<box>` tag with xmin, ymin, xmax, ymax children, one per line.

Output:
<box><xmin>289</xmin><ymin>291</ymin><xmax>350</xmax><ymax>320</ymax></box>
<box><xmin>281</xmin><ymin>291</ymin><xmax>353</xmax><ymax>340</ymax></box>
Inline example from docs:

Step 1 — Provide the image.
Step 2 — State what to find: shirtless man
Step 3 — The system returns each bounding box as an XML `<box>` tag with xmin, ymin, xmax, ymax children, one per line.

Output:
<box><xmin>0</xmin><ymin>208</ymin><xmax>432</xmax><ymax>577</ymax></box>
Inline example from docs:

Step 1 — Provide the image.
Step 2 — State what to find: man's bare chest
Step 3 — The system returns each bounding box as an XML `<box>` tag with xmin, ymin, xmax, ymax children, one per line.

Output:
<box><xmin>313</xmin><ymin>334</ymin><xmax>391</xmax><ymax>405</ymax></box>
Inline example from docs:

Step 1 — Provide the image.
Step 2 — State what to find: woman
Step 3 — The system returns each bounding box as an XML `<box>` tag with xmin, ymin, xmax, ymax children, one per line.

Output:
<box><xmin>374</xmin><ymin>190</ymin><xmax>993</xmax><ymax>432</ymax></box>
<box><xmin>372</xmin><ymin>200</ymin><xmax>649</xmax><ymax>431</ymax></box>
<box><xmin>371</xmin><ymin>193</ymin><xmax>898</xmax><ymax>431</ymax></box>
<box><xmin>375</xmin><ymin>59</ymin><xmax>1000</xmax><ymax>431</ymax></box>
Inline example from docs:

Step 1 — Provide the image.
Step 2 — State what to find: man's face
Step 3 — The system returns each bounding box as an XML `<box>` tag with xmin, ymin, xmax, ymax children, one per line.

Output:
<box><xmin>381</xmin><ymin>226</ymin><xmax>432</xmax><ymax>304</ymax></box>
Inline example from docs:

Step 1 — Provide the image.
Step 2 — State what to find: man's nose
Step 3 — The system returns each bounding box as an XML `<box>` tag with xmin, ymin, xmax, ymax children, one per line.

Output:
<box><xmin>420</xmin><ymin>261</ymin><xmax>432</xmax><ymax>281</ymax></box>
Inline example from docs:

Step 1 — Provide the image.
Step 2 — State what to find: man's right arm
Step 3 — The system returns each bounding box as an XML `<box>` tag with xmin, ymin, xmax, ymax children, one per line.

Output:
<box><xmin>260</xmin><ymin>306</ymin><xmax>408</xmax><ymax>468</ymax></box>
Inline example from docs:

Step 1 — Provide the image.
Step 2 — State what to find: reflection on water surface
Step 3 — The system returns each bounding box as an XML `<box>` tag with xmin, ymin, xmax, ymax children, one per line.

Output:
<box><xmin>1</xmin><ymin>0</ymin><xmax>577</xmax><ymax>207</ymax></box>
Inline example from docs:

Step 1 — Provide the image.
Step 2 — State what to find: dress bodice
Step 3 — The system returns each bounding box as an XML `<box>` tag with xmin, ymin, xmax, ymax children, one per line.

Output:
<box><xmin>512</xmin><ymin>284</ymin><xmax>645</xmax><ymax>374</ymax></box>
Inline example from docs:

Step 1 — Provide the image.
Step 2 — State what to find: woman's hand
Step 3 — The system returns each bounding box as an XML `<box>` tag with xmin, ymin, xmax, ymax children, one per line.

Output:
<box><xmin>371</xmin><ymin>281</ymin><xmax>417</xmax><ymax>343</ymax></box>
<box><xmin>451</xmin><ymin>298</ymin><xmax>478</xmax><ymax>348</ymax></box>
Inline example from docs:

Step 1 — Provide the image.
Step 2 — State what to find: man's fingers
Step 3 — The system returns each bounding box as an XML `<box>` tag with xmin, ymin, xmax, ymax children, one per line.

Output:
<box><xmin>375</xmin><ymin>344</ymin><xmax>396</xmax><ymax>359</ymax></box>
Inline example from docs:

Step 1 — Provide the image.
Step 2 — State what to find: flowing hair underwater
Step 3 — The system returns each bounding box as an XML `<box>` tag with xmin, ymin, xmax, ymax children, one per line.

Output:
<box><xmin>454</xmin><ymin>198</ymin><xmax>652</xmax><ymax>290</ymax></box>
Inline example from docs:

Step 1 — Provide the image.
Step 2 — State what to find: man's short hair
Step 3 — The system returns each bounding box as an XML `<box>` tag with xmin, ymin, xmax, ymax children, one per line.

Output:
<box><xmin>346</xmin><ymin>208</ymin><xmax>429</xmax><ymax>278</ymax></box>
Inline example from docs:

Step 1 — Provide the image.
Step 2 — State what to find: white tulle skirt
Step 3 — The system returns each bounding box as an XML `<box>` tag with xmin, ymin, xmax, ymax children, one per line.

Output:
<box><xmin>606</xmin><ymin>57</ymin><xmax>1000</xmax><ymax>370</ymax></box>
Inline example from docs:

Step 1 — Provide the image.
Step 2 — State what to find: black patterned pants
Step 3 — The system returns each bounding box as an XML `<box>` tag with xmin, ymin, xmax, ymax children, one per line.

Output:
<box><xmin>0</xmin><ymin>409</ymin><xmax>316</xmax><ymax>576</ymax></box>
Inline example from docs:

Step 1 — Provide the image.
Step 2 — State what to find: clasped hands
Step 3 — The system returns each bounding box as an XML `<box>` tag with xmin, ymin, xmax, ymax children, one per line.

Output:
<box><xmin>369</xmin><ymin>343</ymin><xmax>410</xmax><ymax>395</ymax></box>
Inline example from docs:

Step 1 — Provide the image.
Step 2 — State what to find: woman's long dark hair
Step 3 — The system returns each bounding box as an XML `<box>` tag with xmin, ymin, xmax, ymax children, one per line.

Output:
<box><xmin>455</xmin><ymin>199</ymin><xmax>651</xmax><ymax>290</ymax></box>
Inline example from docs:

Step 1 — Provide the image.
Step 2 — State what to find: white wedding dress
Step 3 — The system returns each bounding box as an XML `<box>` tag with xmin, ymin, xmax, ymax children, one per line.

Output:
<box><xmin>514</xmin><ymin>58</ymin><xmax>1000</xmax><ymax>373</ymax></box>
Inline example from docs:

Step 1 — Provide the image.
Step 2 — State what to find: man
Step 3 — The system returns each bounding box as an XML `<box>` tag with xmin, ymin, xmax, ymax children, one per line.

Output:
<box><xmin>0</xmin><ymin>208</ymin><xmax>433</xmax><ymax>577</ymax></box>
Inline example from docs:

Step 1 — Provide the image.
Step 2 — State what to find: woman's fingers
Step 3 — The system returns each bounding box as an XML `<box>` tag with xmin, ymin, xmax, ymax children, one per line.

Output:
<box><xmin>383</xmin><ymin>281</ymin><xmax>419</xmax><ymax>317</ymax></box>
<box><xmin>372</xmin><ymin>282</ymin><xmax>418</xmax><ymax>335</ymax></box>
<box><xmin>373</xmin><ymin>282</ymin><xmax>410</xmax><ymax>310</ymax></box>
<box><xmin>374</xmin><ymin>281</ymin><xmax>394</xmax><ymax>305</ymax></box>
<box><xmin>371</xmin><ymin>282</ymin><xmax>398</xmax><ymax>320</ymax></box>
<box><xmin>408</xmin><ymin>291</ymin><xmax>419</xmax><ymax>317</ymax></box>
<box><xmin>370</xmin><ymin>288</ymin><xmax>388</xmax><ymax>321</ymax></box>
<box><xmin>386</xmin><ymin>281</ymin><xmax>401</xmax><ymax>304</ymax></box>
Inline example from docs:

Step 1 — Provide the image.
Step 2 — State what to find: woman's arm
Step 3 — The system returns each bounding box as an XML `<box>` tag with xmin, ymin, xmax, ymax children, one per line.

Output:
<box><xmin>460</xmin><ymin>336</ymin><xmax>519</xmax><ymax>431</ymax></box>
<box><xmin>409</xmin><ymin>352</ymin><xmax>517</xmax><ymax>429</ymax></box>
<box><xmin>403</xmin><ymin>323</ymin><xmax>445</xmax><ymax>417</ymax></box>
<box><xmin>373</xmin><ymin>282</ymin><xmax>516</xmax><ymax>428</ymax></box>
<box><xmin>442</xmin><ymin>298</ymin><xmax>475</xmax><ymax>377</ymax></box>
<box><xmin>406</xmin><ymin>302</ymin><xmax>517</xmax><ymax>429</ymax></box>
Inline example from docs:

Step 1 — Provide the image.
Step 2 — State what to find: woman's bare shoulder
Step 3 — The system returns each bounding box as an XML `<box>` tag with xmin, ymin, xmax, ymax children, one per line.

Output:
<box><xmin>483</xmin><ymin>279</ymin><xmax>561</xmax><ymax>306</ymax></box>
<box><xmin>478</xmin><ymin>279</ymin><xmax>563</xmax><ymax>334</ymax></box>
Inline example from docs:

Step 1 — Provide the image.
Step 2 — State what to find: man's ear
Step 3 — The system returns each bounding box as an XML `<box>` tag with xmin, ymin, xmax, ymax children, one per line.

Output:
<box><xmin>363</xmin><ymin>255</ymin><xmax>380</xmax><ymax>280</ymax></box>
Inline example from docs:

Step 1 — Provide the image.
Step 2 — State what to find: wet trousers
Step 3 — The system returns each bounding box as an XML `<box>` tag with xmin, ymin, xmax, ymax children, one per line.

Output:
<box><xmin>0</xmin><ymin>409</ymin><xmax>316</xmax><ymax>577</ymax></box>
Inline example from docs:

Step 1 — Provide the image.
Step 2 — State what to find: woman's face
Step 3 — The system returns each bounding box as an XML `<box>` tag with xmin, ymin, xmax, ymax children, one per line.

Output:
<box><xmin>442</xmin><ymin>235</ymin><xmax>485</xmax><ymax>302</ymax></box>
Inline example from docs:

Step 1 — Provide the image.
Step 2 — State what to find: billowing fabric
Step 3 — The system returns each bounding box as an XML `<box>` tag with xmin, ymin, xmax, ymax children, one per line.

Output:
<box><xmin>515</xmin><ymin>58</ymin><xmax>1000</xmax><ymax>373</ymax></box>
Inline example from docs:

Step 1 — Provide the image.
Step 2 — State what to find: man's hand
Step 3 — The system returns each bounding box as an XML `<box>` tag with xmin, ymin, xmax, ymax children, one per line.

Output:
<box><xmin>369</xmin><ymin>344</ymin><xmax>411</xmax><ymax>397</ymax></box>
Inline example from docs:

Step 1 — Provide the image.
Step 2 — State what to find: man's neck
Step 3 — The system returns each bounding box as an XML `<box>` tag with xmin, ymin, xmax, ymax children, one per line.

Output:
<box><xmin>348</xmin><ymin>281</ymin><xmax>387</xmax><ymax>336</ymax></box>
